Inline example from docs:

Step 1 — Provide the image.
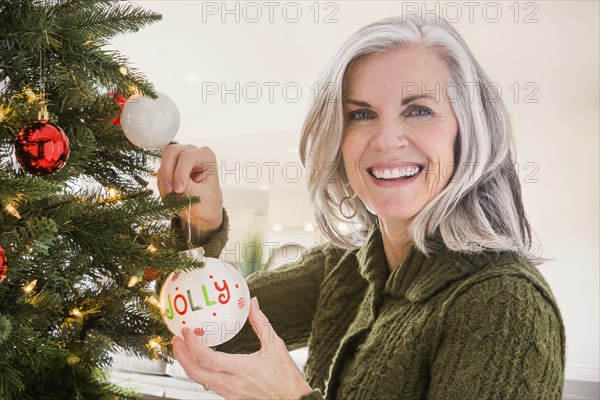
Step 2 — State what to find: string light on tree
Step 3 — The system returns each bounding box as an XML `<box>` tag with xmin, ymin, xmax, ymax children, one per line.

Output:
<box><xmin>4</xmin><ymin>204</ymin><xmax>21</xmax><ymax>219</ymax></box>
<box><xmin>145</xmin><ymin>295</ymin><xmax>160</xmax><ymax>308</ymax></box>
<box><xmin>23</xmin><ymin>279</ymin><xmax>37</xmax><ymax>294</ymax></box>
<box><xmin>128</xmin><ymin>276</ymin><xmax>140</xmax><ymax>287</ymax></box>
<box><xmin>24</xmin><ymin>88</ymin><xmax>36</xmax><ymax>102</ymax></box>
<box><xmin>148</xmin><ymin>338</ymin><xmax>160</xmax><ymax>349</ymax></box>
<box><xmin>147</xmin><ymin>336</ymin><xmax>165</xmax><ymax>360</ymax></box>
<box><xmin>66</xmin><ymin>354</ymin><xmax>81</xmax><ymax>366</ymax></box>
<box><xmin>106</xmin><ymin>187</ymin><xmax>118</xmax><ymax>201</ymax></box>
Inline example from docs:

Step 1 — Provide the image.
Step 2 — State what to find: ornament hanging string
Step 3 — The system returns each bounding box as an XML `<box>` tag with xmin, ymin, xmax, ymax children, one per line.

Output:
<box><xmin>38</xmin><ymin>12</ymin><xmax>51</xmax><ymax>121</ymax></box>
<box><xmin>185</xmin><ymin>197</ymin><xmax>193</xmax><ymax>250</ymax></box>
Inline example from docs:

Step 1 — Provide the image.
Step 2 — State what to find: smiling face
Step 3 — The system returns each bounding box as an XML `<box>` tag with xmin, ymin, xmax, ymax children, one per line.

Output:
<box><xmin>341</xmin><ymin>46</ymin><xmax>459</xmax><ymax>227</ymax></box>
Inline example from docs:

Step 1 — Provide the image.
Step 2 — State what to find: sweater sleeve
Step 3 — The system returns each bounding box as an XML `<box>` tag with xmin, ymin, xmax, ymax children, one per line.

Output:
<box><xmin>215</xmin><ymin>245</ymin><xmax>328</xmax><ymax>354</ymax></box>
<box><xmin>428</xmin><ymin>275</ymin><xmax>565</xmax><ymax>400</ymax></box>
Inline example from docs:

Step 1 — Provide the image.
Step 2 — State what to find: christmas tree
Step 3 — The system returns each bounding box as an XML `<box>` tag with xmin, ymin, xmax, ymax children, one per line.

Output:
<box><xmin>0</xmin><ymin>1</ymin><xmax>201</xmax><ymax>398</ymax></box>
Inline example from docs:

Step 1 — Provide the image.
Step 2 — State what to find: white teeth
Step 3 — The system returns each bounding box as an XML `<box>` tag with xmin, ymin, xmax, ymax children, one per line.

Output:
<box><xmin>371</xmin><ymin>165</ymin><xmax>421</xmax><ymax>180</ymax></box>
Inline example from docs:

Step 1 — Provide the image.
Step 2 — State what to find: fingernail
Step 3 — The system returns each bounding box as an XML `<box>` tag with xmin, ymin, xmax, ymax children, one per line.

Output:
<box><xmin>181</xmin><ymin>327</ymin><xmax>189</xmax><ymax>337</ymax></box>
<box><xmin>174</xmin><ymin>180</ymin><xmax>184</xmax><ymax>193</ymax></box>
<box><xmin>253</xmin><ymin>297</ymin><xmax>259</xmax><ymax>309</ymax></box>
<box><xmin>164</xmin><ymin>182</ymin><xmax>173</xmax><ymax>192</ymax></box>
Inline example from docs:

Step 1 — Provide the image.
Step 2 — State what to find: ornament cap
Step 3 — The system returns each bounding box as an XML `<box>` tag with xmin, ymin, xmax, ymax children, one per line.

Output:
<box><xmin>37</xmin><ymin>103</ymin><xmax>49</xmax><ymax>122</ymax></box>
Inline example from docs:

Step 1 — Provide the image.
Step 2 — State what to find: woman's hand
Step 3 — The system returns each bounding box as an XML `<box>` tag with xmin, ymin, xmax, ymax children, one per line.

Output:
<box><xmin>172</xmin><ymin>297</ymin><xmax>313</xmax><ymax>400</ymax></box>
<box><xmin>157</xmin><ymin>144</ymin><xmax>223</xmax><ymax>238</ymax></box>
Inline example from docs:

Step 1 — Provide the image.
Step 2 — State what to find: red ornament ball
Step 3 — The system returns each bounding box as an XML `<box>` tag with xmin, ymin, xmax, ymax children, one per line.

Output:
<box><xmin>0</xmin><ymin>245</ymin><xmax>7</xmax><ymax>284</ymax></box>
<box><xmin>142</xmin><ymin>267</ymin><xmax>162</xmax><ymax>282</ymax></box>
<box><xmin>15</xmin><ymin>121</ymin><xmax>70</xmax><ymax>175</ymax></box>
<box><xmin>109</xmin><ymin>92</ymin><xmax>127</xmax><ymax>125</ymax></box>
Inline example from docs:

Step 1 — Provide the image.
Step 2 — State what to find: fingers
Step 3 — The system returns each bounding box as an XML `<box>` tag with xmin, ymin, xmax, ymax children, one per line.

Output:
<box><xmin>157</xmin><ymin>144</ymin><xmax>194</xmax><ymax>194</ymax></box>
<box><xmin>172</xmin><ymin>334</ymin><xmax>201</xmax><ymax>369</ymax></box>
<box><xmin>179</xmin><ymin>328</ymin><xmax>239</xmax><ymax>373</ymax></box>
<box><xmin>248</xmin><ymin>297</ymin><xmax>284</xmax><ymax>350</ymax></box>
<box><xmin>172</xmin><ymin>147</ymin><xmax>218</xmax><ymax>193</ymax></box>
<box><xmin>173</xmin><ymin>334</ymin><xmax>229</xmax><ymax>387</ymax></box>
<box><xmin>157</xmin><ymin>145</ymin><xmax>218</xmax><ymax>195</ymax></box>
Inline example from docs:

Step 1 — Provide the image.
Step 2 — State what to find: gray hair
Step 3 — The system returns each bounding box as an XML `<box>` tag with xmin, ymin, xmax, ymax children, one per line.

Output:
<box><xmin>299</xmin><ymin>15</ymin><xmax>537</xmax><ymax>261</ymax></box>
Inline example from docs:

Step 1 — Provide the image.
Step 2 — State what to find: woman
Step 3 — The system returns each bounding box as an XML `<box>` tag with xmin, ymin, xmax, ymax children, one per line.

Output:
<box><xmin>158</xmin><ymin>15</ymin><xmax>565</xmax><ymax>400</ymax></box>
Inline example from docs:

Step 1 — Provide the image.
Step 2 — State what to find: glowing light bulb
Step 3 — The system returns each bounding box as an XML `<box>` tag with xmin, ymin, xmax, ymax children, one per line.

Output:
<box><xmin>71</xmin><ymin>308</ymin><xmax>83</xmax><ymax>318</ymax></box>
<box><xmin>106</xmin><ymin>188</ymin><xmax>118</xmax><ymax>201</ymax></box>
<box><xmin>128</xmin><ymin>85</ymin><xmax>141</xmax><ymax>96</ymax></box>
<box><xmin>5</xmin><ymin>204</ymin><xmax>21</xmax><ymax>219</ymax></box>
<box><xmin>119</xmin><ymin>66</ymin><xmax>128</xmax><ymax>76</ymax></box>
<box><xmin>23</xmin><ymin>280</ymin><xmax>37</xmax><ymax>293</ymax></box>
<box><xmin>128</xmin><ymin>276</ymin><xmax>140</xmax><ymax>287</ymax></box>
<box><xmin>24</xmin><ymin>88</ymin><xmax>36</xmax><ymax>101</ymax></box>
<box><xmin>146</xmin><ymin>296</ymin><xmax>160</xmax><ymax>307</ymax></box>
<box><xmin>66</xmin><ymin>354</ymin><xmax>81</xmax><ymax>366</ymax></box>
<box><xmin>146</xmin><ymin>244</ymin><xmax>158</xmax><ymax>254</ymax></box>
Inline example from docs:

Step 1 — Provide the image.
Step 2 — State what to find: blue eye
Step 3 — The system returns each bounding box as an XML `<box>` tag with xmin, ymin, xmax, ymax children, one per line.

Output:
<box><xmin>349</xmin><ymin>110</ymin><xmax>373</xmax><ymax>120</ymax></box>
<box><xmin>409</xmin><ymin>107</ymin><xmax>432</xmax><ymax>117</ymax></box>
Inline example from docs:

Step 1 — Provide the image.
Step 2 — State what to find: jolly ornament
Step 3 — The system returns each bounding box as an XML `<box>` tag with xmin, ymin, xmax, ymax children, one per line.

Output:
<box><xmin>159</xmin><ymin>249</ymin><xmax>250</xmax><ymax>347</ymax></box>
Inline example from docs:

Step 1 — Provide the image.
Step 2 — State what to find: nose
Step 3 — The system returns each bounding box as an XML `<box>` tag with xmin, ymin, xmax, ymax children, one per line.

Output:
<box><xmin>369</xmin><ymin>120</ymin><xmax>408</xmax><ymax>152</ymax></box>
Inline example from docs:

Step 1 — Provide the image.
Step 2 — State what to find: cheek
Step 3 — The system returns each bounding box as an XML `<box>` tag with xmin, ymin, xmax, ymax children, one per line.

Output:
<box><xmin>434</xmin><ymin>136</ymin><xmax>459</xmax><ymax>186</ymax></box>
<box><xmin>418</xmin><ymin>127</ymin><xmax>458</xmax><ymax>188</ymax></box>
<box><xmin>341</xmin><ymin>134</ymin><xmax>362</xmax><ymax>168</ymax></box>
<box><xmin>341</xmin><ymin>134</ymin><xmax>367</xmax><ymax>188</ymax></box>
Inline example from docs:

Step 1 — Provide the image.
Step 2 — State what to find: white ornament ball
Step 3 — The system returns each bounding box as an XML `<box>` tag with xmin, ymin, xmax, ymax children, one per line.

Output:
<box><xmin>121</xmin><ymin>91</ymin><xmax>180</xmax><ymax>149</ymax></box>
<box><xmin>159</xmin><ymin>253</ymin><xmax>250</xmax><ymax>347</ymax></box>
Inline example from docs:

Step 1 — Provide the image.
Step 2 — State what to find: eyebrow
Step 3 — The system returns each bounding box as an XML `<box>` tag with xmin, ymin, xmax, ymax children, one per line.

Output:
<box><xmin>343</xmin><ymin>93</ymin><xmax>436</xmax><ymax>107</ymax></box>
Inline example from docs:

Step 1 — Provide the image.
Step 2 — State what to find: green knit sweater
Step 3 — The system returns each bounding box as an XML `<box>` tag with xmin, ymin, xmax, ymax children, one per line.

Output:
<box><xmin>192</xmin><ymin>212</ymin><xmax>565</xmax><ymax>400</ymax></box>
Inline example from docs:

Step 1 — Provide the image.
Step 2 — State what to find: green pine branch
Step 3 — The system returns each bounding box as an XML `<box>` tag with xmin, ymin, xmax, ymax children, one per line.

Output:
<box><xmin>56</xmin><ymin>1</ymin><xmax>162</xmax><ymax>40</ymax></box>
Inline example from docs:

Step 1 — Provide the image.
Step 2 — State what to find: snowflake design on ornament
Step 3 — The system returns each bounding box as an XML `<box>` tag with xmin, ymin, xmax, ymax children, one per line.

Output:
<box><xmin>194</xmin><ymin>328</ymin><xmax>205</xmax><ymax>336</ymax></box>
<box><xmin>238</xmin><ymin>297</ymin><xmax>245</xmax><ymax>308</ymax></box>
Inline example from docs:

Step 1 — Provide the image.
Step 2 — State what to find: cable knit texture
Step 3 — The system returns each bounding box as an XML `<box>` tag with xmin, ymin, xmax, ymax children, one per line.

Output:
<box><xmin>199</xmin><ymin>215</ymin><xmax>565</xmax><ymax>400</ymax></box>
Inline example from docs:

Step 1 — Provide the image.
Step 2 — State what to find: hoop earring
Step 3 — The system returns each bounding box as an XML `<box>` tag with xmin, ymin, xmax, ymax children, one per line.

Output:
<box><xmin>339</xmin><ymin>185</ymin><xmax>358</xmax><ymax>219</ymax></box>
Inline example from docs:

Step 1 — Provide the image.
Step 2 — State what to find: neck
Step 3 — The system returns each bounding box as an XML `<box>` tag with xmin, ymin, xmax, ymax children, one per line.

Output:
<box><xmin>379</xmin><ymin>218</ymin><xmax>414</xmax><ymax>273</ymax></box>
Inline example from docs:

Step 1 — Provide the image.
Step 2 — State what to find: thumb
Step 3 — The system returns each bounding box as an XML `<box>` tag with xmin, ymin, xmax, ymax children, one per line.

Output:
<box><xmin>248</xmin><ymin>297</ymin><xmax>277</xmax><ymax>346</ymax></box>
